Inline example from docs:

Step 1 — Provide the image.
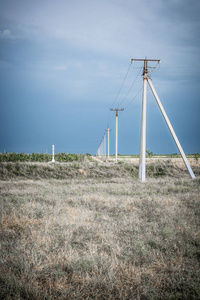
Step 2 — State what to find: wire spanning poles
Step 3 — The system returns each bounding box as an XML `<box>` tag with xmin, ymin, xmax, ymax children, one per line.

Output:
<box><xmin>110</xmin><ymin>108</ymin><xmax>124</xmax><ymax>162</ymax></box>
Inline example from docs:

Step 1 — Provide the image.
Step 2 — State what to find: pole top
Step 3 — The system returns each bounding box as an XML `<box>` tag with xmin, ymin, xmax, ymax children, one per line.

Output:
<box><xmin>110</xmin><ymin>108</ymin><xmax>124</xmax><ymax>111</ymax></box>
<box><xmin>131</xmin><ymin>58</ymin><xmax>160</xmax><ymax>77</ymax></box>
<box><xmin>131</xmin><ymin>58</ymin><xmax>160</xmax><ymax>63</ymax></box>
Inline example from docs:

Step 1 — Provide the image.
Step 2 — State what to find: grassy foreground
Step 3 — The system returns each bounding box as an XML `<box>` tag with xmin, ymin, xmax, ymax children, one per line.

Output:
<box><xmin>0</xmin><ymin>160</ymin><xmax>200</xmax><ymax>299</ymax></box>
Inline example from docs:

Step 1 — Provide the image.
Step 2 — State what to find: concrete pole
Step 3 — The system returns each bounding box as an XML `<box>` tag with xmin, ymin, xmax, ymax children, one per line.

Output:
<box><xmin>139</xmin><ymin>76</ymin><xmax>147</xmax><ymax>182</ymax></box>
<box><xmin>110</xmin><ymin>108</ymin><xmax>123</xmax><ymax>163</ymax></box>
<box><xmin>147</xmin><ymin>78</ymin><xmax>195</xmax><ymax>179</ymax></box>
<box><xmin>52</xmin><ymin>145</ymin><xmax>55</xmax><ymax>163</ymax></box>
<box><xmin>116</xmin><ymin>111</ymin><xmax>118</xmax><ymax>162</ymax></box>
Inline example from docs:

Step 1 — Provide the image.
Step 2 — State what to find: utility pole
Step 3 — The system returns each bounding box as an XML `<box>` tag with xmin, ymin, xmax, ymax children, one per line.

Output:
<box><xmin>52</xmin><ymin>145</ymin><xmax>55</xmax><ymax>163</ymax></box>
<box><xmin>49</xmin><ymin>144</ymin><xmax>58</xmax><ymax>163</ymax></box>
<box><xmin>131</xmin><ymin>58</ymin><xmax>160</xmax><ymax>182</ymax></box>
<box><xmin>131</xmin><ymin>58</ymin><xmax>195</xmax><ymax>180</ymax></box>
<box><xmin>106</xmin><ymin>126</ymin><xmax>112</xmax><ymax>159</ymax></box>
<box><xmin>110</xmin><ymin>108</ymin><xmax>124</xmax><ymax>162</ymax></box>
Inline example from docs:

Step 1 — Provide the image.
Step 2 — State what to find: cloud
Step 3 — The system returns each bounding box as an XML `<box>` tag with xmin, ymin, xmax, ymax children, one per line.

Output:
<box><xmin>0</xmin><ymin>29</ymin><xmax>15</xmax><ymax>39</ymax></box>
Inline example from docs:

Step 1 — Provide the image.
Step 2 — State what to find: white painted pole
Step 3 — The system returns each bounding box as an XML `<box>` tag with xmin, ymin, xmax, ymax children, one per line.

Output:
<box><xmin>52</xmin><ymin>145</ymin><xmax>55</xmax><ymax>163</ymax></box>
<box><xmin>110</xmin><ymin>108</ymin><xmax>123</xmax><ymax>162</ymax></box>
<box><xmin>139</xmin><ymin>76</ymin><xmax>147</xmax><ymax>181</ymax></box>
<box><xmin>147</xmin><ymin>78</ymin><xmax>195</xmax><ymax>179</ymax></box>
<box><xmin>116</xmin><ymin>112</ymin><xmax>118</xmax><ymax>162</ymax></box>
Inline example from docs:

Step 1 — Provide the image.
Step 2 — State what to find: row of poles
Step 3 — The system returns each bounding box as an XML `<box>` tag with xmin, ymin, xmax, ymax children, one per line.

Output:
<box><xmin>96</xmin><ymin>108</ymin><xmax>124</xmax><ymax>162</ymax></box>
<box><xmin>96</xmin><ymin>58</ymin><xmax>196</xmax><ymax>181</ymax></box>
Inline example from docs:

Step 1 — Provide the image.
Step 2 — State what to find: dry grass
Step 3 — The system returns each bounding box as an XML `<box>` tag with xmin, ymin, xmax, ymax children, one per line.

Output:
<box><xmin>0</xmin><ymin>159</ymin><xmax>200</xmax><ymax>299</ymax></box>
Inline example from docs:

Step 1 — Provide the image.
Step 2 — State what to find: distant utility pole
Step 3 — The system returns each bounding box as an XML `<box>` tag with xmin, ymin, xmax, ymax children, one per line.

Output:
<box><xmin>131</xmin><ymin>58</ymin><xmax>195</xmax><ymax>181</ymax></box>
<box><xmin>110</xmin><ymin>108</ymin><xmax>124</xmax><ymax>162</ymax></box>
<box><xmin>106</xmin><ymin>126</ymin><xmax>112</xmax><ymax>159</ymax></box>
<box><xmin>49</xmin><ymin>144</ymin><xmax>58</xmax><ymax>163</ymax></box>
<box><xmin>52</xmin><ymin>145</ymin><xmax>55</xmax><ymax>163</ymax></box>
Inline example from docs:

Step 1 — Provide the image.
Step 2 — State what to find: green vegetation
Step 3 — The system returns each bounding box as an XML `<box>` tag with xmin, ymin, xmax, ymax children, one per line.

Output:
<box><xmin>113</xmin><ymin>153</ymin><xmax>200</xmax><ymax>159</ymax></box>
<box><xmin>146</xmin><ymin>149</ymin><xmax>154</xmax><ymax>157</ymax></box>
<box><xmin>0</xmin><ymin>152</ymin><xmax>84</xmax><ymax>162</ymax></box>
<box><xmin>0</xmin><ymin>159</ymin><xmax>200</xmax><ymax>299</ymax></box>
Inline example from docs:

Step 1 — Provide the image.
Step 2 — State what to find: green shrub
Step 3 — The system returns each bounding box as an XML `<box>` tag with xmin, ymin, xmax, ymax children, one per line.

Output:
<box><xmin>0</xmin><ymin>152</ymin><xmax>84</xmax><ymax>163</ymax></box>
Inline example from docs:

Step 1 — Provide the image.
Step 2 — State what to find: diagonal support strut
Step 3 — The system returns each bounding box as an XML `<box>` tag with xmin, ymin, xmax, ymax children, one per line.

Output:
<box><xmin>147</xmin><ymin>77</ymin><xmax>195</xmax><ymax>179</ymax></box>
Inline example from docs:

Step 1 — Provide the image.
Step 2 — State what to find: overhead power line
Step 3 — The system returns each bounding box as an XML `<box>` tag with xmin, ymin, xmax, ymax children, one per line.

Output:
<box><xmin>110</xmin><ymin>61</ymin><xmax>132</xmax><ymax>108</ymax></box>
<box><xmin>117</xmin><ymin>67</ymin><xmax>143</xmax><ymax>108</ymax></box>
<box><xmin>124</xmin><ymin>86</ymin><xmax>143</xmax><ymax>109</ymax></box>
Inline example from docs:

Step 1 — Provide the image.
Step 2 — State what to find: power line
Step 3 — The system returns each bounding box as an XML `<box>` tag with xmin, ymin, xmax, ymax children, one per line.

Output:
<box><xmin>117</xmin><ymin>67</ymin><xmax>143</xmax><ymax>108</ymax></box>
<box><xmin>105</xmin><ymin>62</ymin><xmax>143</xmax><ymax>154</ymax></box>
<box><xmin>124</xmin><ymin>86</ymin><xmax>143</xmax><ymax>109</ymax></box>
<box><xmin>107</xmin><ymin>63</ymin><xmax>142</xmax><ymax>126</ymax></box>
<box><xmin>118</xmin><ymin>85</ymin><xmax>143</xmax><ymax>121</ymax></box>
<box><xmin>110</xmin><ymin>61</ymin><xmax>132</xmax><ymax>108</ymax></box>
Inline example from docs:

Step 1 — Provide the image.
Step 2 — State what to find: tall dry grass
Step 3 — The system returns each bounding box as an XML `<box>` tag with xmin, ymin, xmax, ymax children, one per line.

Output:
<box><xmin>0</xmin><ymin>160</ymin><xmax>200</xmax><ymax>299</ymax></box>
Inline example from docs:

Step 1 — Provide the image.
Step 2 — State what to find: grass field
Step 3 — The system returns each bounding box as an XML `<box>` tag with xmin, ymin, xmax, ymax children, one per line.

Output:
<box><xmin>0</xmin><ymin>158</ymin><xmax>200</xmax><ymax>299</ymax></box>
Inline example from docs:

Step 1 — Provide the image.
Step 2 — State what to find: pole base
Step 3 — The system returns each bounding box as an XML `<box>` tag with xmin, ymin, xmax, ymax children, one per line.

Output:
<box><xmin>49</xmin><ymin>159</ymin><xmax>58</xmax><ymax>164</ymax></box>
<box><xmin>139</xmin><ymin>163</ymin><xmax>146</xmax><ymax>182</ymax></box>
<box><xmin>185</xmin><ymin>161</ymin><xmax>196</xmax><ymax>179</ymax></box>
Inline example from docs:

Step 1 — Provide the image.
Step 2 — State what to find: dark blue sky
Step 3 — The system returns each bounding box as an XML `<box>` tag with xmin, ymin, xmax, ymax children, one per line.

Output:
<box><xmin>0</xmin><ymin>0</ymin><xmax>200</xmax><ymax>155</ymax></box>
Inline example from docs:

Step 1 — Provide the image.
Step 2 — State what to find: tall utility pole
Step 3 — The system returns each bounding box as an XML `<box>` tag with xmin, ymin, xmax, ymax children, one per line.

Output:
<box><xmin>131</xmin><ymin>59</ymin><xmax>160</xmax><ymax>182</ymax></box>
<box><xmin>106</xmin><ymin>126</ymin><xmax>112</xmax><ymax>159</ymax></box>
<box><xmin>110</xmin><ymin>108</ymin><xmax>124</xmax><ymax>162</ymax></box>
<box><xmin>131</xmin><ymin>58</ymin><xmax>195</xmax><ymax>181</ymax></box>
